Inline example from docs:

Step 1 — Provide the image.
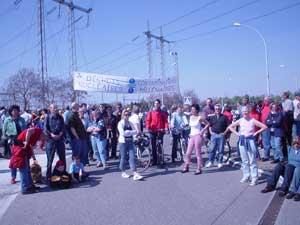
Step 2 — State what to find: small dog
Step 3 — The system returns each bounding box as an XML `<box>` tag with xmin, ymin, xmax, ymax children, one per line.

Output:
<box><xmin>30</xmin><ymin>163</ymin><xmax>42</xmax><ymax>184</ymax></box>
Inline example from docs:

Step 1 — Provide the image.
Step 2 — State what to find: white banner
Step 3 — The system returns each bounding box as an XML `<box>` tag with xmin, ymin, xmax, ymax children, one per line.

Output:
<box><xmin>73</xmin><ymin>71</ymin><xmax>179</xmax><ymax>94</ymax></box>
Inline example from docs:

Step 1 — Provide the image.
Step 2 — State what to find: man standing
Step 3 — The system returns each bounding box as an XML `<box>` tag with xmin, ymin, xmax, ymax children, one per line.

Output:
<box><xmin>106</xmin><ymin>105</ymin><xmax>118</xmax><ymax>159</ymax></box>
<box><xmin>203</xmin><ymin>98</ymin><xmax>214</xmax><ymax>117</ymax></box>
<box><xmin>293</xmin><ymin>92</ymin><xmax>300</xmax><ymax>138</ymax></box>
<box><xmin>261</xmin><ymin>96</ymin><xmax>272</xmax><ymax>161</ymax></box>
<box><xmin>206</xmin><ymin>104</ymin><xmax>229</xmax><ymax>168</ymax></box>
<box><xmin>67</xmin><ymin>103</ymin><xmax>88</xmax><ymax>165</ymax></box>
<box><xmin>44</xmin><ymin>104</ymin><xmax>66</xmax><ymax>180</ymax></box>
<box><xmin>146</xmin><ymin>99</ymin><xmax>168</xmax><ymax>166</ymax></box>
<box><xmin>282</xmin><ymin>92</ymin><xmax>294</xmax><ymax>157</ymax></box>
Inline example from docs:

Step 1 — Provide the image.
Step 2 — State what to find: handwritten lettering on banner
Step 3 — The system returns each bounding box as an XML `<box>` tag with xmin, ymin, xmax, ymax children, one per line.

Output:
<box><xmin>73</xmin><ymin>72</ymin><xmax>178</xmax><ymax>94</ymax></box>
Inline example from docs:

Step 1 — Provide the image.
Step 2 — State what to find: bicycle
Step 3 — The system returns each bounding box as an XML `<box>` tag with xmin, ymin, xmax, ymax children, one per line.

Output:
<box><xmin>155</xmin><ymin>130</ymin><xmax>166</xmax><ymax>167</ymax></box>
<box><xmin>171</xmin><ymin>128</ymin><xmax>189</xmax><ymax>162</ymax></box>
<box><xmin>134</xmin><ymin>133</ymin><xmax>151</xmax><ymax>172</ymax></box>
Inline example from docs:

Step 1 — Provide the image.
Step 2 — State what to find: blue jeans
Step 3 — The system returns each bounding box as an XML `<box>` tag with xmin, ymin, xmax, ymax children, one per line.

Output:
<box><xmin>19</xmin><ymin>159</ymin><xmax>33</xmax><ymax>193</ymax></box>
<box><xmin>90</xmin><ymin>136</ymin><xmax>107</xmax><ymax>165</ymax></box>
<box><xmin>71</xmin><ymin>138</ymin><xmax>89</xmax><ymax>165</ymax></box>
<box><xmin>239</xmin><ymin>139</ymin><xmax>258</xmax><ymax>180</ymax></box>
<box><xmin>290</xmin><ymin>167</ymin><xmax>300</xmax><ymax>194</ymax></box>
<box><xmin>261</xmin><ymin>129</ymin><xmax>271</xmax><ymax>159</ymax></box>
<box><xmin>11</xmin><ymin>168</ymin><xmax>17</xmax><ymax>179</ymax></box>
<box><xmin>270</xmin><ymin>136</ymin><xmax>283</xmax><ymax>161</ymax></box>
<box><xmin>119</xmin><ymin>141</ymin><xmax>136</xmax><ymax>171</ymax></box>
<box><xmin>293</xmin><ymin>121</ymin><xmax>300</xmax><ymax>138</ymax></box>
<box><xmin>45</xmin><ymin>139</ymin><xmax>66</xmax><ymax>178</ymax></box>
<box><xmin>208</xmin><ymin>133</ymin><xmax>225</xmax><ymax>163</ymax></box>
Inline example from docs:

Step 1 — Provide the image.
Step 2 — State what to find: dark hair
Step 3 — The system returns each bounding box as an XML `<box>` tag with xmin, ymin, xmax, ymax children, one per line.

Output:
<box><xmin>191</xmin><ymin>104</ymin><xmax>200</xmax><ymax>113</ymax></box>
<box><xmin>283</xmin><ymin>92</ymin><xmax>289</xmax><ymax>98</ymax></box>
<box><xmin>80</xmin><ymin>103</ymin><xmax>87</xmax><ymax>108</ymax></box>
<box><xmin>155</xmin><ymin>99</ymin><xmax>161</xmax><ymax>104</ymax></box>
<box><xmin>8</xmin><ymin>105</ymin><xmax>20</xmax><ymax>116</ymax></box>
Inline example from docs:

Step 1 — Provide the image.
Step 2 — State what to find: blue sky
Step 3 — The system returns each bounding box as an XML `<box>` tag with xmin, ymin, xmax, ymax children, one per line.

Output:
<box><xmin>0</xmin><ymin>0</ymin><xmax>300</xmax><ymax>101</ymax></box>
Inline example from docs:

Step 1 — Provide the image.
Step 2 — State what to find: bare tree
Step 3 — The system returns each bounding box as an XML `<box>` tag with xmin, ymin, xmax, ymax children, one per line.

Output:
<box><xmin>5</xmin><ymin>68</ymin><xmax>40</xmax><ymax>110</ymax></box>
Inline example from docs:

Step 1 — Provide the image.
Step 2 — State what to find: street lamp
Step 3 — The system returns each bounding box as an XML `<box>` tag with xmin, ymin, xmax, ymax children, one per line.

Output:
<box><xmin>233</xmin><ymin>22</ymin><xmax>270</xmax><ymax>96</ymax></box>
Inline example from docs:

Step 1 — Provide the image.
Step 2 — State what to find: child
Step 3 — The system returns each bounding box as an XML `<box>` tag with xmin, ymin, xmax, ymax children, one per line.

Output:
<box><xmin>50</xmin><ymin>160</ymin><xmax>71</xmax><ymax>189</ymax></box>
<box><xmin>69</xmin><ymin>157</ymin><xmax>88</xmax><ymax>183</ymax></box>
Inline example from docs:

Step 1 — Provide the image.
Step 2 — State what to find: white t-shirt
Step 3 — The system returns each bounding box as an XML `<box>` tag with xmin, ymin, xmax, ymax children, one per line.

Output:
<box><xmin>293</xmin><ymin>99</ymin><xmax>300</xmax><ymax>121</ymax></box>
<box><xmin>21</xmin><ymin>112</ymin><xmax>32</xmax><ymax>125</ymax></box>
<box><xmin>189</xmin><ymin>115</ymin><xmax>202</xmax><ymax>136</ymax></box>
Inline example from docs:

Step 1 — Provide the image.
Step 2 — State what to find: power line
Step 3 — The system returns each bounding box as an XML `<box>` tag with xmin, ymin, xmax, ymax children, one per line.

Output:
<box><xmin>166</xmin><ymin>0</ymin><xmax>262</xmax><ymax>37</ymax></box>
<box><xmin>90</xmin><ymin>44</ymin><xmax>145</xmax><ymax>72</ymax></box>
<box><xmin>151</xmin><ymin>0</ymin><xmax>222</xmax><ymax>31</ymax></box>
<box><xmin>0</xmin><ymin>17</ymin><xmax>82</xmax><ymax>67</ymax></box>
<box><xmin>175</xmin><ymin>1</ymin><xmax>300</xmax><ymax>43</ymax></box>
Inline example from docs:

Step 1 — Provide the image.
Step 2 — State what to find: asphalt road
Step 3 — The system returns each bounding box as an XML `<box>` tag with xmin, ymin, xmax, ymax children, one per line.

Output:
<box><xmin>0</xmin><ymin>135</ymin><xmax>298</xmax><ymax>225</ymax></box>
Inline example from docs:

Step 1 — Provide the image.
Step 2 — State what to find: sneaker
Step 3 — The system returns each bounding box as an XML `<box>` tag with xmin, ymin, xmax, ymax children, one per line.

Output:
<box><xmin>121</xmin><ymin>172</ymin><xmax>131</xmax><ymax>178</ymax></box>
<box><xmin>294</xmin><ymin>194</ymin><xmax>300</xmax><ymax>201</ymax></box>
<box><xmin>249</xmin><ymin>179</ymin><xmax>258</xmax><ymax>186</ymax></box>
<box><xmin>133</xmin><ymin>172</ymin><xmax>143</xmax><ymax>181</ymax></box>
<box><xmin>217</xmin><ymin>163</ymin><xmax>223</xmax><ymax>169</ymax></box>
<box><xmin>271</xmin><ymin>159</ymin><xmax>280</xmax><ymax>164</ymax></box>
<box><xmin>194</xmin><ymin>169</ymin><xmax>202</xmax><ymax>175</ymax></box>
<box><xmin>286</xmin><ymin>192</ymin><xmax>295</xmax><ymax>199</ymax></box>
<box><xmin>240</xmin><ymin>177</ymin><xmax>249</xmax><ymax>183</ymax></box>
<box><xmin>205</xmin><ymin>161</ymin><xmax>213</xmax><ymax>168</ymax></box>
<box><xmin>10</xmin><ymin>178</ymin><xmax>16</xmax><ymax>184</ymax></box>
<box><xmin>261</xmin><ymin>158</ymin><xmax>269</xmax><ymax>162</ymax></box>
<box><xmin>96</xmin><ymin>162</ymin><xmax>102</xmax><ymax>168</ymax></box>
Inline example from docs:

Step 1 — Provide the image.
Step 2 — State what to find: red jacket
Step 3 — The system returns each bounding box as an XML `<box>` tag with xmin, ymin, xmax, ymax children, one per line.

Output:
<box><xmin>146</xmin><ymin>109</ymin><xmax>168</xmax><ymax>132</ymax></box>
<box><xmin>261</xmin><ymin>104</ymin><xmax>271</xmax><ymax>124</ymax></box>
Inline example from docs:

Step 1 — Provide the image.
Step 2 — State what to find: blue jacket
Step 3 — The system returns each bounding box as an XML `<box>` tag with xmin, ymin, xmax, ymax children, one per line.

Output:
<box><xmin>288</xmin><ymin>146</ymin><xmax>300</xmax><ymax>168</ymax></box>
<box><xmin>265</xmin><ymin>112</ymin><xmax>284</xmax><ymax>137</ymax></box>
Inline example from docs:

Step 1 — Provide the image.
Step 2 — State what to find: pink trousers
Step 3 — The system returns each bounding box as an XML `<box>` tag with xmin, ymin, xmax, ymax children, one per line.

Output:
<box><xmin>184</xmin><ymin>134</ymin><xmax>203</xmax><ymax>169</ymax></box>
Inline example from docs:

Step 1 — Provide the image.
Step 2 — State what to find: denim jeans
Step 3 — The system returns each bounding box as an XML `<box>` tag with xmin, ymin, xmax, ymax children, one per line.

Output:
<box><xmin>239</xmin><ymin>139</ymin><xmax>258</xmax><ymax>180</ymax></box>
<box><xmin>19</xmin><ymin>159</ymin><xmax>33</xmax><ymax>193</ymax></box>
<box><xmin>293</xmin><ymin>121</ymin><xmax>300</xmax><ymax>138</ymax></box>
<box><xmin>46</xmin><ymin>139</ymin><xmax>66</xmax><ymax>178</ymax></box>
<box><xmin>90</xmin><ymin>136</ymin><xmax>107</xmax><ymax>165</ymax></box>
<box><xmin>71</xmin><ymin>138</ymin><xmax>89</xmax><ymax>165</ymax></box>
<box><xmin>261</xmin><ymin>128</ymin><xmax>271</xmax><ymax>159</ymax></box>
<box><xmin>11</xmin><ymin>168</ymin><xmax>17</xmax><ymax>179</ymax></box>
<box><xmin>270</xmin><ymin>136</ymin><xmax>284</xmax><ymax>161</ymax></box>
<box><xmin>290</xmin><ymin>167</ymin><xmax>300</xmax><ymax>194</ymax></box>
<box><xmin>208</xmin><ymin>133</ymin><xmax>225</xmax><ymax>163</ymax></box>
<box><xmin>268</xmin><ymin>163</ymin><xmax>295</xmax><ymax>192</ymax></box>
<box><xmin>119</xmin><ymin>141</ymin><xmax>136</xmax><ymax>171</ymax></box>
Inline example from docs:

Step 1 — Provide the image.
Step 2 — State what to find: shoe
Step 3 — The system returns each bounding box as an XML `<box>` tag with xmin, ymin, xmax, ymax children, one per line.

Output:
<box><xmin>194</xmin><ymin>169</ymin><xmax>202</xmax><ymax>175</ymax></box>
<box><xmin>121</xmin><ymin>172</ymin><xmax>131</xmax><ymax>178</ymax></box>
<box><xmin>294</xmin><ymin>194</ymin><xmax>300</xmax><ymax>201</ymax></box>
<box><xmin>286</xmin><ymin>192</ymin><xmax>295</xmax><ymax>199</ymax></box>
<box><xmin>240</xmin><ymin>177</ymin><xmax>249</xmax><ymax>183</ymax></box>
<box><xmin>271</xmin><ymin>159</ymin><xmax>280</xmax><ymax>164</ymax></box>
<box><xmin>249</xmin><ymin>179</ymin><xmax>258</xmax><ymax>186</ymax></box>
<box><xmin>261</xmin><ymin>158</ymin><xmax>269</xmax><ymax>162</ymax></box>
<box><xmin>89</xmin><ymin>157</ymin><xmax>97</xmax><ymax>162</ymax></box>
<box><xmin>133</xmin><ymin>172</ymin><xmax>143</xmax><ymax>181</ymax></box>
<box><xmin>181</xmin><ymin>167</ymin><xmax>189</xmax><ymax>173</ymax></box>
<box><xmin>205</xmin><ymin>161</ymin><xmax>213</xmax><ymax>168</ymax></box>
<box><xmin>172</xmin><ymin>158</ymin><xmax>176</xmax><ymax>163</ymax></box>
<box><xmin>96</xmin><ymin>162</ymin><xmax>102</xmax><ymax>168</ymax></box>
<box><xmin>31</xmin><ymin>185</ymin><xmax>41</xmax><ymax>191</ymax></box>
<box><xmin>217</xmin><ymin>163</ymin><xmax>223</xmax><ymax>169</ymax></box>
<box><xmin>261</xmin><ymin>185</ymin><xmax>275</xmax><ymax>193</ymax></box>
<box><xmin>11</xmin><ymin>178</ymin><xmax>16</xmax><ymax>184</ymax></box>
<box><xmin>278</xmin><ymin>190</ymin><xmax>287</xmax><ymax>197</ymax></box>
<box><xmin>22</xmin><ymin>187</ymin><xmax>37</xmax><ymax>195</ymax></box>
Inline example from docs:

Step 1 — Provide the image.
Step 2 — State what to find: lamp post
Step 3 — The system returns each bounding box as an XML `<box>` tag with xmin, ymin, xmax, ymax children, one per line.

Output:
<box><xmin>233</xmin><ymin>22</ymin><xmax>270</xmax><ymax>96</ymax></box>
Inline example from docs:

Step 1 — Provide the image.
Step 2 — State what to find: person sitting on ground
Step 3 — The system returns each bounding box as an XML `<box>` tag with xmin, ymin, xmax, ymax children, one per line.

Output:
<box><xmin>50</xmin><ymin>160</ymin><xmax>71</xmax><ymax>189</ymax></box>
<box><xmin>261</xmin><ymin>137</ymin><xmax>300</xmax><ymax>196</ymax></box>
<box><xmin>287</xmin><ymin>147</ymin><xmax>300</xmax><ymax>201</ymax></box>
<box><xmin>69</xmin><ymin>156</ymin><xmax>88</xmax><ymax>183</ymax></box>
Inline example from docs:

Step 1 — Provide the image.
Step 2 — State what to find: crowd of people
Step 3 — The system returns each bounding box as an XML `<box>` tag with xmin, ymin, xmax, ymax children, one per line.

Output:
<box><xmin>0</xmin><ymin>91</ymin><xmax>299</xmax><ymax>201</ymax></box>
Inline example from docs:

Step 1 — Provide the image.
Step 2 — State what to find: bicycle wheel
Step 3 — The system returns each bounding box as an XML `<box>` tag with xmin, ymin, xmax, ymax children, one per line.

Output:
<box><xmin>136</xmin><ymin>146</ymin><xmax>151</xmax><ymax>173</ymax></box>
<box><xmin>223</xmin><ymin>140</ymin><xmax>232</xmax><ymax>163</ymax></box>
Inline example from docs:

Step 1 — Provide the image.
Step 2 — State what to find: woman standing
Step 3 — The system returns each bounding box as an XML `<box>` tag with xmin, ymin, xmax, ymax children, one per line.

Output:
<box><xmin>182</xmin><ymin>104</ymin><xmax>209</xmax><ymax>175</ymax></box>
<box><xmin>118</xmin><ymin>109</ymin><xmax>143</xmax><ymax>181</ymax></box>
<box><xmin>226</xmin><ymin>106</ymin><xmax>267</xmax><ymax>186</ymax></box>
<box><xmin>87</xmin><ymin>111</ymin><xmax>107</xmax><ymax>169</ymax></box>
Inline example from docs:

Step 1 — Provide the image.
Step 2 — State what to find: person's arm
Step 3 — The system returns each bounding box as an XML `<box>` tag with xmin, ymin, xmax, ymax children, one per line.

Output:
<box><xmin>145</xmin><ymin>111</ymin><xmax>151</xmax><ymax>130</ymax></box>
<box><xmin>225</xmin><ymin>119</ymin><xmax>241</xmax><ymax>136</ymax></box>
<box><xmin>200</xmin><ymin>116</ymin><xmax>209</xmax><ymax>134</ymax></box>
<box><xmin>70</xmin><ymin>127</ymin><xmax>79</xmax><ymax>139</ymax></box>
<box><xmin>253</xmin><ymin>119</ymin><xmax>267</xmax><ymax>136</ymax></box>
<box><xmin>23</xmin><ymin>128</ymin><xmax>35</xmax><ymax>148</ymax></box>
<box><xmin>117</xmin><ymin>120</ymin><xmax>125</xmax><ymax>137</ymax></box>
